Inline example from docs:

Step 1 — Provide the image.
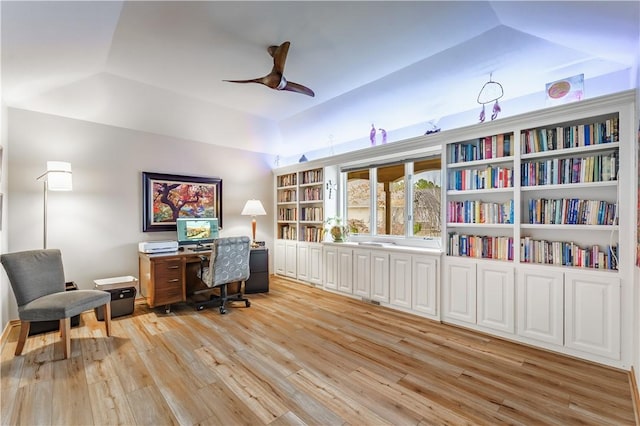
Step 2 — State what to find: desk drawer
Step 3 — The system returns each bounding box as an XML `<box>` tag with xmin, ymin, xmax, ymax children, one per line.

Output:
<box><xmin>152</xmin><ymin>258</ymin><xmax>184</xmax><ymax>305</ymax></box>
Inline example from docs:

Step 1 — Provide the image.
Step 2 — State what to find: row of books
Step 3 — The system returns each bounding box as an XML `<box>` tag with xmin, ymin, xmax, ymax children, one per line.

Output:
<box><xmin>448</xmin><ymin>133</ymin><xmax>513</xmax><ymax>164</ymax></box>
<box><xmin>301</xmin><ymin>207</ymin><xmax>323</xmax><ymax>222</ymax></box>
<box><xmin>520</xmin><ymin>237</ymin><xmax>618</xmax><ymax>270</ymax></box>
<box><xmin>526</xmin><ymin>198</ymin><xmax>617</xmax><ymax>226</ymax></box>
<box><xmin>301</xmin><ymin>187</ymin><xmax>322</xmax><ymax>201</ymax></box>
<box><xmin>278</xmin><ymin>207</ymin><xmax>297</xmax><ymax>221</ymax></box>
<box><xmin>278</xmin><ymin>225</ymin><xmax>297</xmax><ymax>240</ymax></box>
<box><xmin>447</xmin><ymin>233</ymin><xmax>514</xmax><ymax>260</ymax></box>
<box><xmin>447</xmin><ymin>200</ymin><xmax>514</xmax><ymax>224</ymax></box>
<box><xmin>277</xmin><ymin>173</ymin><xmax>297</xmax><ymax>187</ymax></box>
<box><xmin>301</xmin><ymin>169</ymin><xmax>323</xmax><ymax>184</ymax></box>
<box><xmin>521</xmin><ymin>117</ymin><xmax>619</xmax><ymax>154</ymax></box>
<box><xmin>521</xmin><ymin>152</ymin><xmax>618</xmax><ymax>186</ymax></box>
<box><xmin>302</xmin><ymin>226</ymin><xmax>325</xmax><ymax>243</ymax></box>
<box><xmin>447</xmin><ymin>166</ymin><xmax>513</xmax><ymax>191</ymax></box>
<box><xmin>277</xmin><ymin>189</ymin><xmax>297</xmax><ymax>203</ymax></box>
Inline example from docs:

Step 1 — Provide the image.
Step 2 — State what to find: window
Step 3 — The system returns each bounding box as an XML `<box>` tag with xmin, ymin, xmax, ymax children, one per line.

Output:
<box><xmin>411</xmin><ymin>158</ymin><xmax>441</xmax><ymax>237</ymax></box>
<box><xmin>346</xmin><ymin>169</ymin><xmax>371</xmax><ymax>234</ymax></box>
<box><xmin>344</xmin><ymin>156</ymin><xmax>441</xmax><ymax>240</ymax></box>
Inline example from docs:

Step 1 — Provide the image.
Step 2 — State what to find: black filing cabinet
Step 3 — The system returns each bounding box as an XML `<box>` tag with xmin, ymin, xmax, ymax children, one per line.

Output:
<box><xmin>245</xmin><ymin>248</ymin><xmax>269</xmax><ymax>293</ymax></box>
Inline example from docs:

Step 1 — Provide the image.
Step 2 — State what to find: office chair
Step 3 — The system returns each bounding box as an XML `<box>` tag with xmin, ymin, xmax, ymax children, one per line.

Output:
<box><xmin>195</xmin><ymin>236</ymin><xmax>251</xmax><ymax>314</ymax></box>
<box><xmin>1</xmin><ymin>249</ymin><xmax>112</xmax><ymax>359</ymax></box>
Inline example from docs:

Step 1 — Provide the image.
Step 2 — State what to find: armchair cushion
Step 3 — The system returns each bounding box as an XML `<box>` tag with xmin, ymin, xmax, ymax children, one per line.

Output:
<box><xmin>18</xmin><ymin>289</ymin><xmax>111</xmax><ymax>322</ymax></box>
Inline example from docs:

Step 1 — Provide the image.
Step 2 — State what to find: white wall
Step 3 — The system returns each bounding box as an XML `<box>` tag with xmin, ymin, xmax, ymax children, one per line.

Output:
<box><xmin>2</xmin><ymin>108</ymin><xmax>274</xmax><ymax>327</ymax></box>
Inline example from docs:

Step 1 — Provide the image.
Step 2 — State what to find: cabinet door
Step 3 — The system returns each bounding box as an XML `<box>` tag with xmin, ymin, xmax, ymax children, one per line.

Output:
<box><xmin>477</xmin><ymin>263</ymin><xmax>514</xmax><ymax>333</ymax></box>
<box><xmin>443</xmin><ymin>259</ymin><xmax>476</xmax><ymax>324</ymax></box>
<box><xmin>353</xmin><ymin>249</ymin><xmax>371</xmax><ymax>298</ymax></box>
<box><xmin>371</xmin><ymin>251</ymin><xmax>390</xmax><ymax>303</ymax></box>
<box><xmin>337</xmin><ymin>247</ymin><xmax>353</xmax><ymax>294</ymax></box>
<box><xmin>565</xmin><ymin>272</ymin><xmax>620</xmax><ymax>359</ymax></box>
<box><xmin>285</xmin><ymin>241</ymin><xmax>297</xmax><ymax>278</ymax></box>
<box><xmin>412</xmin><ymin>255</ymin><xmax>438</xmax><ymax>317</ymax></box>
<box><xmin>297</xmin><ymin>243</ymin><xmax>309</xmax><ymax>282</ymax></box>
<box><xmin>390</xmin><ymin>253</ymin><xmax>412</xmax><ymax>309</ymax></box>
<box><xmin>517</xmin><ymin>267</ymin><xmax>564</xmax><ymax>346</ymax></box>
<box><xmin>275</xmin><ymin>241</ymin><xmax>286</xmax><ymax>275</ymax></box>
<box><xmin>308</xmin><ymin>244</ymin><xmax>323</xmax><ymax>286</ymax></box>
<box><xmin>323</xmin><ymin>246</ymin><xmax>338</xmax><ymax>290</ymax></box>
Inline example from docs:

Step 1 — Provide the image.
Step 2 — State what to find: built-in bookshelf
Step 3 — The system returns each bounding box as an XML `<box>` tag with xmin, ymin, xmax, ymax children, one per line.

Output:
<box><xmin>446</xmin><ymin>132</ymin><xmax>515</xmax><ymax>260</ymax></box>
<box><xmin>519</xmin><ymin>113</ymin><xmax>620</xmax><ymax>271</ymax></box>
<box><xmin>444</xmin><ymin>109</ymin><xmax>623</xmax><ymax>271</ymax></box>
<box><xmin>276</xmin><ymin>172</ymin><xmax>298</xmax><ymax>240</ymax></box>
<box><xmin>275</xmin><ymin>167</ymin><xmax>325</xmax><ymax>243</ymax></box>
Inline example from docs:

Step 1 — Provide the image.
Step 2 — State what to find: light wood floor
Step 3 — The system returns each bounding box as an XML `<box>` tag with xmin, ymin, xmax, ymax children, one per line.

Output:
<box><xmin>1</xmin><ymin>276</ymin><xmax>636</xmax><ymax>425</ymax></box>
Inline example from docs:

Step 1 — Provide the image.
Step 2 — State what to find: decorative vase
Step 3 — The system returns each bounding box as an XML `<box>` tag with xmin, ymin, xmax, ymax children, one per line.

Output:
<box><xmin>330</xmin><ymin>225</ymin><xmax>345</xmax><ymax>242</ymax></box>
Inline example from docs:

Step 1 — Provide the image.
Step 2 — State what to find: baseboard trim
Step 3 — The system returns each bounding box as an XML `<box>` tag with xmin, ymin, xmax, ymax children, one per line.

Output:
<box><xmin>1</xmin><ymin>319</ymin><xmax>19</xmax><ymax>344</ymax></box>
<box><xmin>629</xmin><ymin>367</ymin><xmax>640</xmax><ymax>425</ymax></box>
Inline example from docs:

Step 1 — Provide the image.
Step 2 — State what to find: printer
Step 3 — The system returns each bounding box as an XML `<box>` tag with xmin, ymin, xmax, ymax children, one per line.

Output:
<box><xmin>138</xmin><ymin>240</ymin><xmax>179</xmax><ymax>254</ymax></box>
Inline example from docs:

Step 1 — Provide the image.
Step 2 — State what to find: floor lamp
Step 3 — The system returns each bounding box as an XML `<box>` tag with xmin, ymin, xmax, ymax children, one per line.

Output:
<box><xmin>241</xmin><ymin>199</ymin><xmax>266</xmax><ymax>247</ymax></box>
<box><xmin>36</xmin><ymin>161</ymin><xmax>72</xmax><ymax>249</ymax></box>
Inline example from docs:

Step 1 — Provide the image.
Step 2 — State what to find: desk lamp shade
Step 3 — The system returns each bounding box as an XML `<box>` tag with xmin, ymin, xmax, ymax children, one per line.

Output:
<box><xmin>241</xmin><ymin>199</ymin><xmax>267</xmax><ymax>244</ymax></box>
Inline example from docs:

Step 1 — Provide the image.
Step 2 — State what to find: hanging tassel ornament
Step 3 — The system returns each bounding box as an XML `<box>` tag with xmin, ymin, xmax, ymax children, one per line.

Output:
<box><xmin>476</xmin><ymin>73</ymin><xmax>504</xmax><ymax>123</ymax></box>
<box><xmin>491</xmin><ymin>99</ymin><xmax>501</xmax><ymax>120</ymax></box>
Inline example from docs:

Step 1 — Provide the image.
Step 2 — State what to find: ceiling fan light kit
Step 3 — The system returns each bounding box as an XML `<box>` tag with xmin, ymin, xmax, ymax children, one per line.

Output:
<box><xmin>224</xmin><ymin>41</ymin><xmax>315</xmax><ymax>97</ymax></box>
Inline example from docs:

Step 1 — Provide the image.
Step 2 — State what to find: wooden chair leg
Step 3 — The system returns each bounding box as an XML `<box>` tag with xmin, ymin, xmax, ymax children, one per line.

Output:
<box><xmin>60</xmin><ymin>317</ymin><xmax>71</xmax><ymax>359</ymax></box>
<box><xmin>103</xmin><ymin>302</ymin><xmax>111</xmax><ymax>337</ymax></box>
<box><xmin>14</xmin><ymin>320</ymin><xmax>30</xmax><ymax>356</ymax></box>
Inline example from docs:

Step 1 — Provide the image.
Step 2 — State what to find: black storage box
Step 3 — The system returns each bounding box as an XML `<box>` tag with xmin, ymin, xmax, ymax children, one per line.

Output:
<box><xmin>29</xmin><ymin>282</ymin><xmax>80</xmax><ymax>336</ymax></box>
<box><xmin>95</xmin><ymin>287</ymin><xmax>136</xmax><ymax>321</ymax></box>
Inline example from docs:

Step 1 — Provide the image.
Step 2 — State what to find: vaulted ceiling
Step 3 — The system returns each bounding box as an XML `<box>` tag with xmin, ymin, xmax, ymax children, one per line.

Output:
<box><xmin>2</xmin><ymin>1</ymin><xmax>639</xmax><ymax>159</ymax></box>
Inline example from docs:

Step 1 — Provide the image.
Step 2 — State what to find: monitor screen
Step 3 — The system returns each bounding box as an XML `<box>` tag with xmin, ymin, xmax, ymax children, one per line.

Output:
<box><xmin>176</xmin><ymin>217</ymin><xmax>219</xmax><ymax>247</ymax></box>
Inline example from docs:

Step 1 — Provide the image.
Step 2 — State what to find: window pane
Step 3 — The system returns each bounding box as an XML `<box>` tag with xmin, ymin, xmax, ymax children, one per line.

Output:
<box><xmin>346</xmin><ymin>170</ymin><xmax>370</xmax><ymax>234</ymax></box>
<box><xmin>377</xmin><ymin>164</ymin><xmax>405</xmax><ymax>236</ymax></box>
<box><xmin>413</xmin><ymin>158</ymin><xmax>442</xmax><ymax>237</ymax></box>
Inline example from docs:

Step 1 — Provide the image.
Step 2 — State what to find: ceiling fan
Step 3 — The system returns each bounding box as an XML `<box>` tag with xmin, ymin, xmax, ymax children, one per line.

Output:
<box><xmin>224</xmin><ymin>41</ymin><xmax>315</xmax><ymax>97</ymax></box>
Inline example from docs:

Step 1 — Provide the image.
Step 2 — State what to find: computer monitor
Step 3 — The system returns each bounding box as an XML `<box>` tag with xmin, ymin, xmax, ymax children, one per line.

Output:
<box><xmin>176</xmin><ymin>217</ymin><xmax>219</xmax><ymax>250</ymax></box>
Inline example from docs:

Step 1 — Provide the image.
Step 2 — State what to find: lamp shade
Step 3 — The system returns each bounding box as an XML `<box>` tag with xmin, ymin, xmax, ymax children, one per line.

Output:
<box><xmin>45</xmin><ymin>161</ymin><xmax>73</xmax><ymax>191</ymax></box>
<box><xmin>241</xmin><ymin>199</ymin><xmax>266</xmax><ymax>216</ymax></box>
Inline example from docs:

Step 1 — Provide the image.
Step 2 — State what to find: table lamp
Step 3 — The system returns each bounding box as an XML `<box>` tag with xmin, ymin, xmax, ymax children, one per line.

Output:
<box><xmin>241</xmin><ymin>199</ymin><xmax>266</xmax><ymax>247</ymax></box>
<box><xmin>36</xmin><ymin>161</ymin><xmax>73</xmax><ymax>249</ymax></box>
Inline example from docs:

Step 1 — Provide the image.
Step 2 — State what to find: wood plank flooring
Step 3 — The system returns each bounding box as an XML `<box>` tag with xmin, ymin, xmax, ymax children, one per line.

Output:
<box><xmin>1</xmin><ymin>276</ymin><xmax>636</xmax><ymax>425</ymax></box>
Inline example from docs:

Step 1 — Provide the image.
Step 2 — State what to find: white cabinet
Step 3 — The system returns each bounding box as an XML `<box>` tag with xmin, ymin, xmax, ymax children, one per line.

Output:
<box><xmin>308</xmin><ymin>243</ymin><xmax>323</xmax><ymax>286</ymax></box>
<box><xmin>390</xmin><ymin>253</ymin><xmax>412</xmax><ymax>309</ymax></box>
<box><xmin>477</xmin><ymin>263</ymin><xmax>515</xmax><ymax>333</ymax></box>
<box><xmin>275</xmin><ymin>240</ymin><xmax>286</xmax><ymax>275</ymax></box>
<box><xmin>412</xmin><ymin>255</ymin><xmax>438</xmax><ymax>318</ymax></box>
<box><xmin>517</xmin><ymin>267</ymin><xmax>564</xmax><ymax>346</ymax></box>
<box><xmin>353</xmin><ymin>249</ymin><xmax>371</xmax><ymax>298</ymax></box>
<box><xmin>443</xmin><ymin>258</ymin><xmax>514</xmax><ymax>332</ymax></box>
<box><xmin>371</xmin><ymin>251</ymin><xmax>390</xmax><ymax>303</ymax></box>
<box><xmin>285</xmin><ymin>240</ymin><xmax>298</xmax><ymax>278</ymax></box>
<box><xmin>565</xmin><ymin>271</ymin><xmax>620</xmax><ymax>359</ymax></box>
<box><xmin>297</xmin><ymin>242</ymin><xmax>310</xmax><ymax>282</ymax></box>
<box><xmin>337</xmin><ymin>247</ymin><xmax>353</xmax><ymax>294</ymax></box>
<box><xmin>323</xmin><ymin>245</ymin><xmax>338</xmax><ymax>290</ymax></box>
<box><xmin>443</xmin><ymin>258</ymin><xmax>476</xmax><ymax>324</ymax></box>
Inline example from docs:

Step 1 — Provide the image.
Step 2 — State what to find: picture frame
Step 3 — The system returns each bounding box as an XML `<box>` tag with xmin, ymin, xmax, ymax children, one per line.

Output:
<box><xmin>142</xmin><ymin>172</ymin><xmax>222</xmax><ymax>232</ymax></box>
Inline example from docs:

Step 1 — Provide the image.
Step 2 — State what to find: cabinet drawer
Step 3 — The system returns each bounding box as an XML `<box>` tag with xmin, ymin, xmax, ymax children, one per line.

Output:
<box><xmin>154</xmin><ymin>286</ymin><xmax>184</xmax><ymax>305</ymax></box>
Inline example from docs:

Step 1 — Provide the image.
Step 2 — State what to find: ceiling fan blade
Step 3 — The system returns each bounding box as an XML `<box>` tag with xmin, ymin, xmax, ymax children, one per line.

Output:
<box><xmin>224</xmin><ymin>71</ymin><xmax>283</xmax><ymax>89</ymax></box>
<box><xmin>283</xmin><ymin>81</ymin><xmax>315</xmax><ymax>97</ymax></box>
<box><xmin>271</xmin><ymin>41</ymin><xmax>290</xmax><ymax>75</ymax></box>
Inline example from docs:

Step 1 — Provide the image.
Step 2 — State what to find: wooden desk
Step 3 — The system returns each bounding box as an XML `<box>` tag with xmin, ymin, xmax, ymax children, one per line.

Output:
<box><xmin>138</xmin><ymin>248</ymin><xmax>268</xmax><ymax>310</ymax></box>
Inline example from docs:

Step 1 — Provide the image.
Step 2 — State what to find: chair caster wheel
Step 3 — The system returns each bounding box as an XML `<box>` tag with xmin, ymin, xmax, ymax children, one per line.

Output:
<box><xmin>197</xmin><ymin>305</ymin><xmax>204</xmax><ymax>311</ymax></box>
<box><xmin>246</xmin><ymin>301</ymin><xmax>251</xmax><ymax>307</ymax></box>
<box><xmin>219</xmin><ymin>307</ymin><xmax>227</xmax><ymax>314</ymax></box>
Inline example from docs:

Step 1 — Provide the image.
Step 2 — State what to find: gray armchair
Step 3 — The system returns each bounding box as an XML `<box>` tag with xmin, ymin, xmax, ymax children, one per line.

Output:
<box><xmin>196</xmin><ymin>236</ymin><xmax>251</xmax><ymax>314</ymax></box>
<box><xmin>1</xmin><ymin>249</ymin><xmax>112</xmax><ymax>359</ymax></box>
